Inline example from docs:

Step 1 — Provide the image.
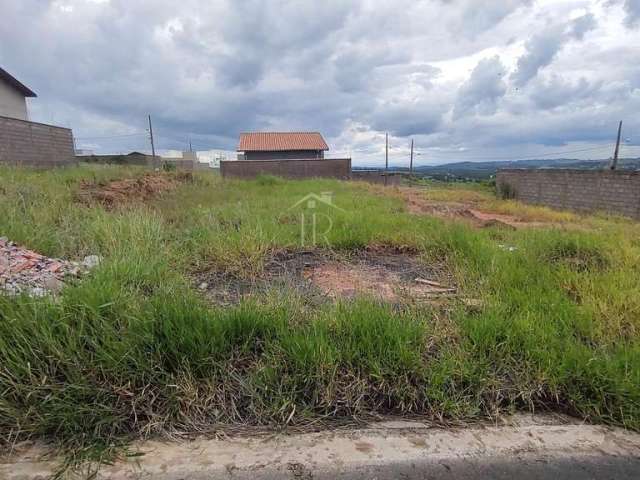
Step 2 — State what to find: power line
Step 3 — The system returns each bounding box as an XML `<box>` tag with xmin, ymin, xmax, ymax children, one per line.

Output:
<box><xmin>74</xmin><ymin>132</ymin><xmax>147</xmax><ymax>141</ymax></box>
<box><xmin>336</xmin><ymin>144</ymin><xmax>616</xmax><ymax>160</ymax></box>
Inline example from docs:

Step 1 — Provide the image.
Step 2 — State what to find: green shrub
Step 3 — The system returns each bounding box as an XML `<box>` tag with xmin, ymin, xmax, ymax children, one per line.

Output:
<box><xmin>255</xmin><ymin>174</ymin><xmax>284</xmax><ymax>186</ymax></box>
<box><xmin>497</xmin><ymin>181</ymin><xmax>516</xmax><ymax>199</ymax></box>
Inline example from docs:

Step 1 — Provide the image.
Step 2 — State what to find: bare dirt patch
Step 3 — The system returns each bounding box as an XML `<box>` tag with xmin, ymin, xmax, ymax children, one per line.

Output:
<box><xmin>303</xmin><ymin>254</ymin><xmax>454</xmax><ymax>303</ymax></box>
<box><xmin>77</xmin><ymin>172</ymin><xmax>191</xmax><ymax>209</ymax></box>
<box><xmin>399</xmin><ymin>187</ymin><xmax>550</xmax><ymax>229</ymax></box>
<box><xmin>195</xmin><ymin>247</ymin><xmax>455</xmax><ymax>306</ymax></box>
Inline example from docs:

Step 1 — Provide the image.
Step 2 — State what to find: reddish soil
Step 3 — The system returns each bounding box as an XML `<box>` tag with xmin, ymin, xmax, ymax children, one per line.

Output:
<box><xmin>399</xmin><ymin>188</ymin><xmax>548</xmax><ymax>229</ymax></box>
<box><xmin>77</xmin><ymin>172</ymin><xmax>191</xmax><ymax>209</ymax></box>
<box><xmin>305</xmin><ymin>261</ymin><xmax>455</xmax><ymax>303</ymax></box>
<box><xmin>196</xmin><ymin>248</ymin><xmax>455</xmax><ymax>306</ymax></box>
<box><xmin>466</xmin><ymin>209</ymin><xmax>552</xmax><ymax>229</ymax></box>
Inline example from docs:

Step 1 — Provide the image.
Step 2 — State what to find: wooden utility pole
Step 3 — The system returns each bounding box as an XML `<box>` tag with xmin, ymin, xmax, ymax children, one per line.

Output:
<box><xmin>384</xmin><ymin>132</ymin><xmax>389</xmax><ymax>186</ymax></box>
<box><xmin>609</xmin><ymin>120</ymin><xmax>622</xmax><ymax>170</ymax></box>
<box><xmin>409</xmin><ymin>138</ymin><xmax>414</xmax><ymax>177</ymax></box>
<box><xmin>148</xmin><ymin>114</ymin><xmax>157</xmax><ymax>167</ymax></box>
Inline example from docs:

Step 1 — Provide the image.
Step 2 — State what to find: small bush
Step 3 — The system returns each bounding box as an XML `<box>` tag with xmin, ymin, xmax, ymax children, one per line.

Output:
<box><xmin>497</xmin><ymin>181</ymin><xmax>516</xmax><ymax>200</ymax></box>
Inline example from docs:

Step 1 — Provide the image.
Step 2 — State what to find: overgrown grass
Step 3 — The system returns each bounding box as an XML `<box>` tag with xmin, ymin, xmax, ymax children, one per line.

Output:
<box><xmin>1</xmin><ymin>165</ymin><xmax>640</xmax><ymax>464</ymax></box>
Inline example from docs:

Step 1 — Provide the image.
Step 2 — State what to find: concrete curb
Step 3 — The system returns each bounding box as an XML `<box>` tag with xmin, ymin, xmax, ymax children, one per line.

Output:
<box><xmin>3</xmin><ymin>418</ymin><xmax>640</xmax><ymax>479</ymax></box>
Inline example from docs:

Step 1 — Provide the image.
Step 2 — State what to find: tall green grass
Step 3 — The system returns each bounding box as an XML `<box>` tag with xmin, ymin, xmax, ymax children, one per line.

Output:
<box><xmin>1</xmin><ymin>165</ymin><xmax>639</xmax><ymax>460</ymax></box>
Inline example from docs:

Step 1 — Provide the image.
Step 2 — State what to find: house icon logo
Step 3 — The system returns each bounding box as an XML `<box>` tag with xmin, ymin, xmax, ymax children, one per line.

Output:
<box><xmin>288</xmin><ymin>192</ymin><xmax>345</xmax><ymax>212</ymax></box>
<box><xmin>287</xmin><ymin>192</ymin><xmax>345</xmax><ymax>246</ymax></box>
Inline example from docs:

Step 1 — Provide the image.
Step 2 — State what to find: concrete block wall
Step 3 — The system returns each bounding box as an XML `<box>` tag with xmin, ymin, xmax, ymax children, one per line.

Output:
<box><xmin>193</xmin><ymin>162</ymin><xmax>216</xmax><ymax>172</ymax></box>
<box><xmin>221</xmin><ymin>158</ymin><xmax>351</xmax><ymax>179</ymax></box>
<box><xmin>496</xmin><ymin>169</ymin><xmax>640</xmax><ymax>219</ymax></box>
<box><xmin>0</xmin><ymin>115</ymin><xmax>76</xmax><ymax>167</ymax></box>
<box><xmin>161</xmin><ymin>159</ymin><xmax>195</xmax><ymax>171</ymax></box>
<box><xmin>80</xmin><ymin>153</ymin><xmax>153</xmax><ymax>166</ymax></box>
<box><xmin>351</xmin><ymin>170</ymin><xmax>403</xmax><ymax>185</ymax></box>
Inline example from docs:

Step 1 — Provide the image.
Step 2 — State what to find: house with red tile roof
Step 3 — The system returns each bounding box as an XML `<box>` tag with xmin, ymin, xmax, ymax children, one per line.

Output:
<box><xmin>237</xmin><ymin>132</ymin><xmax>329</xmax><ymax>160</ymax></box>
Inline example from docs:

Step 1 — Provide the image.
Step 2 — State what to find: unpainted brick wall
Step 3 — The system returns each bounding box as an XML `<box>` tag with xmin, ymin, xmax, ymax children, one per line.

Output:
<box><xmin>0</xmin><ymin>115</ymin><xmax>76</xmax><ymax>167</ymax></box>
<box><xmin>164</xmin><ymin>160</ymin><xmax>196</xmax><ymax>171</ymax></box>
<box><xmin>221</xmin><ymin>158</ymin><xmax>352</xmax><ymax>179</ymax></box>
<box><xmin>80</xmin><ymin>153</ymin><xmax>152</xmax><ymax>166</ymax></box>
<box><xmin>350</xmin><ymin>170</ymin><xmax>402</xmax><ymax>185</ymax></box>
<box><xmin>496</xmin><ymin>169</ymin><xmax>640</xmax><ymax>219</ymax></box>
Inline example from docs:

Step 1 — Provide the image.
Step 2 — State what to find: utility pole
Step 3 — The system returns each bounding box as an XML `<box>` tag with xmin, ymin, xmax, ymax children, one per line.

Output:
<box><xmin>384</xmin><ymin>132</ymin><xmax>389</xmax><ymax>186</ymax></box>
<box><xmin>609</xmin><ymin>120</ymin><xmax>622</xmax><ymax>170</ymax></box>
<box><xmin>409</xmin><ymin>138</ymin><xmax>414</xmax><ymax>177</ymax></box>
<box><xmin>148</xmin><ymin>114</ymin><xmax>157</xmax><ymax>168</ymax></box>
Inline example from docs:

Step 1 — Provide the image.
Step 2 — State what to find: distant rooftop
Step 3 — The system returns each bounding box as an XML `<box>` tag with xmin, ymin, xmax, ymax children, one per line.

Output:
<box><xmin>237</xmin><ymin>132</ymin><xmax>329</xmax><ymax>152</ymax></box>
<box><xmin>0</xmin><ymin>67</ymin><xmax>37</xmax><ymax>97</ymax></box>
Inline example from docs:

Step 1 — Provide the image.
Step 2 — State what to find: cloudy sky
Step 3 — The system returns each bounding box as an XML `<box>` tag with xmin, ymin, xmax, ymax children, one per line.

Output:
<box><xmin>1</xmin><ymin>0</ymin><xmax>639</xmax><ymax>166</ymax></box>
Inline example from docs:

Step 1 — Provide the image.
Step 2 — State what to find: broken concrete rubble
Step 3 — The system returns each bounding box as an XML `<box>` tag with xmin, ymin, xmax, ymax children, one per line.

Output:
<box><xmin>0</xmin><ymin>237</ymin><xmax>100</xmax><ymax>297</ymax></box>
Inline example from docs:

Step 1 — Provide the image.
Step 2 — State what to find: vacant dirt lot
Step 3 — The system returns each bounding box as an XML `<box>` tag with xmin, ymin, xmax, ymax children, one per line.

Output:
<box><xmin>196</xmin><ymin>247</ymin><xmax>455</xmax><ymax>306</ymax></box>
<box><xmin>2</xmin><ymin>166</ymin><xmax>639</xmax><ymax>475</ymax></box>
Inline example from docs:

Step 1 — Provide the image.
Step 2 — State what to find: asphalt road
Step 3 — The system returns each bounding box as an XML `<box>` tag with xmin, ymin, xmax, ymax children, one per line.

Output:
<box><xmin>328</xmin><ymin>455</ymin><xmax>640</xmax><ymax>480</ymax></box>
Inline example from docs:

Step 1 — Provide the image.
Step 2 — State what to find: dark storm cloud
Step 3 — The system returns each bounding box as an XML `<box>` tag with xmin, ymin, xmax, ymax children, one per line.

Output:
<box><xmin>370</xmin><ymin>99</ymin><xmax>445</xmax><ymax>137</ymax></box>
<box><xmin>528</xmin><ymin>76</ymin><xmax>602</xmax><ymax>110</ymax></box>
<box><xmin>0</xmin><ymin>0</ymin><xmax>638</xmax><ymax>160</ymax></box>
<box><xmin>570</xmin><ymin>12</ymin><xmax>598</xmax><ymax>39</ymax></box>
<box><xmin>0</xmin><ymin>0</ymin><xmax>356</xmax><ymax>149</ymax></box>
<box><xmin>332</xmin><ymin>46</ymin><xmax>409</xmax><ymax>93</ymax></box>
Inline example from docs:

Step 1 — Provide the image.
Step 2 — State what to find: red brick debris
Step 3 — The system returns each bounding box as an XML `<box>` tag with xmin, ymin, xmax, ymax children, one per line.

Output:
<box><xmin>0</xmin><ymin>236</ymin><xmax>99</xmax><ymax>297</ymax></box>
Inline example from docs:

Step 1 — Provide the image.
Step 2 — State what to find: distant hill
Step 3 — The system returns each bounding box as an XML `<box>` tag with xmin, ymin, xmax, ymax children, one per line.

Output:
<box><xmin>354</xmin><ymin>158</ymin><xmax>640</xmax><ymax>181</ymax></box>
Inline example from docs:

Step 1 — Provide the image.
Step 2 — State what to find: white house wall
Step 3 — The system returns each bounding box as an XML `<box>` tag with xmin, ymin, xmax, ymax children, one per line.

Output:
<box><xmin>0</xmin><ymin>79</ymin><xmax>29</xmax><ymax>120</ymax></box>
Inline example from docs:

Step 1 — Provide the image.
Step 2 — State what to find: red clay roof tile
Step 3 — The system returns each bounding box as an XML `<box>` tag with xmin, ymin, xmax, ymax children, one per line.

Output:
<box><xmin>237</xmin><ymin>132</ymin><xmax>329</xmax><ymax>152</ymax></box>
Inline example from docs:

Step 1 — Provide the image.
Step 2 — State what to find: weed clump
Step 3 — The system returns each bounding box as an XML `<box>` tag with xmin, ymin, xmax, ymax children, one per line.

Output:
<box><xmin>255</xmin><ymin>174</ymin><xmax>284</xmax><ymax>186</ymax></box>
<box><xmin>497</xmin><ymin>181</ymin><xmax>516</xmax><ymax>200</ymax></box>
<box><xmin>544</xmin><ymin>237</ymin><xmax>611</xmax><ymax>272</ymax></box>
